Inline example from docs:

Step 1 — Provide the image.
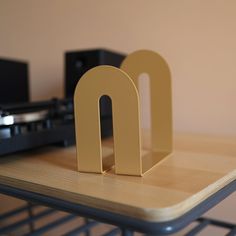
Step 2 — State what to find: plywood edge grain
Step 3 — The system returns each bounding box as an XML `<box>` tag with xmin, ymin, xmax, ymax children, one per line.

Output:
<box><xmin>1</xmin><ymin>169</ymin><xmax>236</xmax><ymax>222</ymax></box>
<box><xmin>142</xmin><ymin>170</ymin><xmax>236</xmax><ymax>222</ymax></box>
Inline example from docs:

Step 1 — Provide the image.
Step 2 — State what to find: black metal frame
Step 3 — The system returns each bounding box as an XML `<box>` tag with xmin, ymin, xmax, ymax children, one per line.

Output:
<box><xmin>185</xmin><ymin>217</ymin><xmax>236</xmax><ymax>236</ymax></box>
<box><xmin>0</xmin><ymin>180</ymin><xmax>236</xmax><ymax>235</ymax></box>
<box><xmin>0</xmin><ymin>203</ymin><xmax>120</xmax><ymax>236</ymax></box>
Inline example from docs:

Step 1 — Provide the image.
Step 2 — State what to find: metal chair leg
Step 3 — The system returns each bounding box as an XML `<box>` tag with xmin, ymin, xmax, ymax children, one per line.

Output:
<box><xmin>27</xmin><ymin>202</ymin><xmax>35</xmax><ymax>233</ymax></box>
<box><xmin>121</xmin><ymin>228</ymin><xmax>133</xmax><ymax>236</ymax></box>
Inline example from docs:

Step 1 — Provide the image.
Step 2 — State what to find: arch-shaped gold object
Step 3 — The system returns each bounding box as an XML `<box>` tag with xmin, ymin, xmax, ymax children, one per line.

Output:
<box><xmin>74</xmin><ymin>65</ymin><xmax>142</xmax><ymax>176</ymax></box>
<box><xmin>74</xmin><ymin>50</ymin><xmax>173</xmax><ymax>176</ymax></box>
<box><xmin>121</xmin><ymin>50</ymin><xmax>172</xmax><ymax>154</ymax></box>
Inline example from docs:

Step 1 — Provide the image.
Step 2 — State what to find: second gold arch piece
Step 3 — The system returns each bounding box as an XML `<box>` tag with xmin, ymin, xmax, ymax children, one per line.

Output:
<box><xmin>74</xmin><ymin>50</ymin><xmax>172</xmax><ymax>176</ymax></box>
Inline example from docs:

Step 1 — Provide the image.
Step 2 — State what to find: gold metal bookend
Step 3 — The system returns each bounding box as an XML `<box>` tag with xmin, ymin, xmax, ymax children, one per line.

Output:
<box><xmin>74</xmin><ymin>50</ymin><xmax>172</xmax><ymax>176</ymax></box>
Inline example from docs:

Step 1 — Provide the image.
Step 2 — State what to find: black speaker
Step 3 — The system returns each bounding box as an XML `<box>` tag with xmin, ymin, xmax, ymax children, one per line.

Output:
<box><xmin>0</xmin><ymin>58</ymin><xmax>29</xmax><ymax>104</ymax></box>
<box><xmin>65</xmin><ymin>49</ymin><xmax>126</xmax><ymax>137</ymax></box>
<box><xmin>65</xmin><ymin>48</ymin><xmax>125</xmax><ymax>98</ymax></box>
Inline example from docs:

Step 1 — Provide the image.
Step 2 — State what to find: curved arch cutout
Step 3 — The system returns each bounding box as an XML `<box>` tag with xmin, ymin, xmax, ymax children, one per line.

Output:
<box><xmin>121</xmin><ymin>50</ymin><xmax>172</xmax><ymax>154</ymax></box>
<box><xmin>74</xmin><ymin>65</ymin><xmax>142</xmax><ymax>176</ymax></box>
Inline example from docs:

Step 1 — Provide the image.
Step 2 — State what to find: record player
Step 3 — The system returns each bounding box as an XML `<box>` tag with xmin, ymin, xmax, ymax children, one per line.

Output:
<box><xmin>0</xmin><ymin>49</ymin><xmax>125</xmax><ymax>156</ymax></box>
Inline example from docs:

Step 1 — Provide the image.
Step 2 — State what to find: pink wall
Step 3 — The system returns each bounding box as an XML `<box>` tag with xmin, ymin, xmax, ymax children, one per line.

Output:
<box><xmin>0</xmin><ymin>0</ymin><xmax>235</xmax><ymax>136</ymax></box>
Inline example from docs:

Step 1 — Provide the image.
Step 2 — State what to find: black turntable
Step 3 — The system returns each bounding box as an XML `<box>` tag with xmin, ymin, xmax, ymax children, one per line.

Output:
<box><xmin>0</xmin><ymin>49</ymin><xmax>125</xmax><ymax>156</ymax></box>
<box><xmin>0</xmin><ymin>98</ymin><xmax>113</xmax><ymax>156</ymax></box>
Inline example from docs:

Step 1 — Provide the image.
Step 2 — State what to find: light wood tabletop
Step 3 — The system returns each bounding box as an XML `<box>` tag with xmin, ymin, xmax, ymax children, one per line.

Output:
<box><xmin>0</xmin><ymin>133</ymin><xmax>235</xmax><ymax>222</ymax></box>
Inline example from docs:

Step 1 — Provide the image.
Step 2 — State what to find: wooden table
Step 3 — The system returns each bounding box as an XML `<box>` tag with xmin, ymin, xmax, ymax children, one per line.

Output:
<box><xmin>0</xmin><ymin>133</ymin><xmax>236</xmax><ymax>235</ymax></box>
